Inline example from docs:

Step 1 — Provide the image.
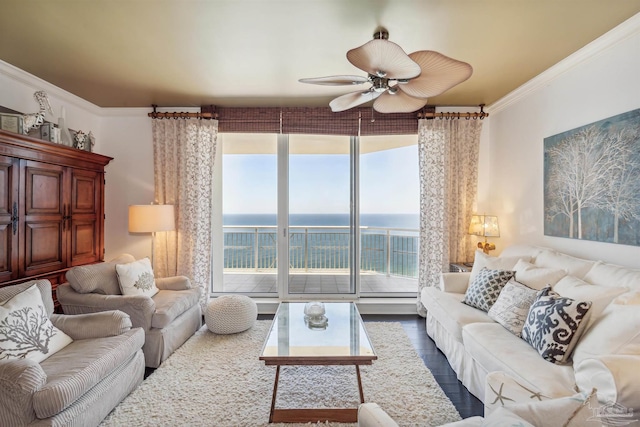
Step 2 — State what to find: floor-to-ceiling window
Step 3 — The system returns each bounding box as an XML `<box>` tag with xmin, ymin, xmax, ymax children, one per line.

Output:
<box><xmin>212</xmin><ymin>132</ymin><xmax>419</xmax><ymax>298</ymax></box>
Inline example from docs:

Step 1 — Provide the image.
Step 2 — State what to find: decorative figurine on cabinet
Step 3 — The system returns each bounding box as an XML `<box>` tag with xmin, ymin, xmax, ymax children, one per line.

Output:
<box><xmin>22</xmin><ymin>91</ymin><xmax>52</xmax><ymax>134</ymax></box>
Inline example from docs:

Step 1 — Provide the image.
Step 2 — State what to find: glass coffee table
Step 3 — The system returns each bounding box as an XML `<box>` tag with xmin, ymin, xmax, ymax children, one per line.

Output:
<box><xmin>260</xmin><ymin>302</ymin><xmax>377</xmax><ymax>423</ymax></box>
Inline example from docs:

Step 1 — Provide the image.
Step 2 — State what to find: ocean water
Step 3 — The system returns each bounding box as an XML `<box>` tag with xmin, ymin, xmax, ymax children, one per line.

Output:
<box><xmin>223</xmin><ymin>213</ymin><xmax>419</xmax><ymax>229</ymax></box>
<box><xmin>223</xmin><ymin>213</ymin><xmax>419</xmax><ymax>277</ymax></box>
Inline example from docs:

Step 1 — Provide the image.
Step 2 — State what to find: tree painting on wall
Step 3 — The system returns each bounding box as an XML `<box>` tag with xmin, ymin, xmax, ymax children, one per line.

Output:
<box><xmin>544</xmin><ymin>108</ymin><xmax>640</xmax><ymax>246</ymax></box>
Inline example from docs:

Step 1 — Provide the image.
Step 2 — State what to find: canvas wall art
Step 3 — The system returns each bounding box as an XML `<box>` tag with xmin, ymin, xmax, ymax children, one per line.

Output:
<box><xmin>544</xmin><ymin>108</ymin><xmax>640</xmax><ymax>246</ymax></box>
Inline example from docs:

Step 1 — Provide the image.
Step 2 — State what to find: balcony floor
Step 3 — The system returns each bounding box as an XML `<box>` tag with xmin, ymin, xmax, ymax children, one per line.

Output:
<box><xmin>221</xmin><ymin>271</ymin><xmax>418</xmax><ymax>294</ymax></box>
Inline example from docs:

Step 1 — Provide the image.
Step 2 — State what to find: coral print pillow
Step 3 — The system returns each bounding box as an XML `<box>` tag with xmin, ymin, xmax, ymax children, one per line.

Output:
<box><xmin>116</xmin><ymin>258</ymin><xmax>159</xmax><ymax>297</ymax></box>
<box><xmin>0</xmin><ymin>285</ymin><xmax>73</xmax><ymax>362</ymax></box>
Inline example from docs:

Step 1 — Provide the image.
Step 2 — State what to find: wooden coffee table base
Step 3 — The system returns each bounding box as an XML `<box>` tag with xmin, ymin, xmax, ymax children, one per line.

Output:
<box><xmin>268</xmin><ymin>365</ymin><xmax>365</xmax><ymax>423</ymax></box>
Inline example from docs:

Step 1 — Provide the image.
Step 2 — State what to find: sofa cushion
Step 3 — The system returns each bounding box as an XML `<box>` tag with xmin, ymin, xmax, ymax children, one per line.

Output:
<box><xmin>116</xmin><ymin>258</ymin><xmax>159</xmax><ymax>298</ymax></box>
<box><xmin>66</xmin><ymin>254</ymin><xmax>136</xmax><ymax>295</ymax></box>
<box><xmin>463</xmin><ymin>268</ymin><xmax>515</xmax><ymax>312</ymax></box>
<box><xmin>421</xmin><ymin>287</ymin><xmax>493</xmax><ymax>343</ymax></box>
<box><xmin>488</xmin><ymin>280</ymin><xmax>538</xmax><ymax>336</ymax></box>
<box><xmin>533</xmin><ymin>250</ymin><xmax>594</xmax><ymax>279</ymax></box>
<box><xmin>503</xmin><ymin>389</ymin><xmax>601</xmax><ymax>427</ymax></box>
<box><xmin>151</xmin><ymin>289</ymin><xmax>200</xmax><ymax>329</ymax></box>
<box><xmin>521</xmin><ymin>287</ymin><xmax>591</xmax><ymax>364</ymax></box>
<box><xmin>553</xmin><ymin>276</ymin><xmax>627</xmax><ymax>330</ymax></box>
<box><xmin>574</xmin><ymin>355</ymin><xmax>640</xmax><ymax>412</ymax></box>
<box><xmin>512</xmin><ymin>259</ymin><xmax>567</xmax><ymax>290</ymax></box>
<box><xmin>34</xmin><ymin>328</ymin><xmax>144</xmax><ymax>419</ymax></box>
<box><xmin>583</xmin><ymin>261</ymin><xmax>640</xmax><ymax>291</ymax></box>
<box><xmin>462</xmin><ymin>323</ymin><xmax>576</xmax><ymax>399</ymax></box>
<box><xmin>0</xmin><ymin>285</ymin><xmax>73</xmax><ymax>363</ymax></box>
<box><xmin>572</xmin><ymin>292</ymin><xmax>640</xmax><ymax>363</ymax></box>
<box><xmin>469</xmin><ymin>251</ymin><xmax>525</xmax><ymax>285</ymax></box>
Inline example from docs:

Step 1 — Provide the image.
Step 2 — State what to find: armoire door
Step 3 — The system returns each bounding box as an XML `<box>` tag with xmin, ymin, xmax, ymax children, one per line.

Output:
<box><xmin>68</xmin><ymin>168</ymin><xmax>102</xmax><ymax>266</ymax></box>
<box><xmin>0</xmin><ymin>155</ymin><xmax>20</xmax><ymax>281</ymax></box>
<box><xmin>21</xmin><ymin>160</ymin><xmax>67</xmax><ymax>276</ymax></box>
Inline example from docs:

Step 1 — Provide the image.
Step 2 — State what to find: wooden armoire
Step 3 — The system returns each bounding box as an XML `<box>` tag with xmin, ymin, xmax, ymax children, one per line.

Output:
<box><xmin>0</xmin><ymin>129</ymin><xmax>112</xmax><ymax>310</ymax></box>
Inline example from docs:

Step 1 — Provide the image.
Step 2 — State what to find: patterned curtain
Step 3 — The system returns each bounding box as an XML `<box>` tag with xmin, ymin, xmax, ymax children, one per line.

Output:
<box><xmin>152</xmin><ymin>118</ymin><xmax>218</xmax><ymax>309</ymax></box>
<box><xmin>417</xmin><ymin>118</ymin><xmax>482</xmax><ymax>315</ymax></box>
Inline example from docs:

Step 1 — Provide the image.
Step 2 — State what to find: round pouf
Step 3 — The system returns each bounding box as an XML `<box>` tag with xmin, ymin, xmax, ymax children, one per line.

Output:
<box><xmin>205</xmin><ymin>295</ymin><xmax>257</xmax><ymax>334</ymax></box>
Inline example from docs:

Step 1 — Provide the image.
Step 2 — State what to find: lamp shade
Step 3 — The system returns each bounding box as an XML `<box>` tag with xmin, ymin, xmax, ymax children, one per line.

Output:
<box><xmin>128</xmin><ymin>204</ymin><xmax>175</xmax><ymax>233</ymax></box>
<box><xmin>468</xmin><ymin>215</ymin><xmax>500</xmax><ymax>237</ymax></box>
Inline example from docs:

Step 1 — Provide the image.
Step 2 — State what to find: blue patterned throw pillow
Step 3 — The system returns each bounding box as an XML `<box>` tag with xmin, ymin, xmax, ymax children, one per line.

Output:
<box><xmin>463</xmin><ymin>268</ymin><xmax>515</xmax><ymax>312</ymax></box>
<box><xmin>521</xmin><ymin>287</ymin><xmax>592</xmax><ymax>364</ymax></box>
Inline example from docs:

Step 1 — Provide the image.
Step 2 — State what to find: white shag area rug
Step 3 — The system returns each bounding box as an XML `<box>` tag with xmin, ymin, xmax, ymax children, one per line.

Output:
<box><xmin>101</xmin><ymin>321</ymin><xmax>461</xmax><ymax>427</ymax></box>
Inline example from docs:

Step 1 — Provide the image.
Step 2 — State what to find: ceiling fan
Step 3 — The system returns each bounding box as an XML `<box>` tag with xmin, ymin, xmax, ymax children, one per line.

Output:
<box><xmin>300</xmin><ymin>27</ymin><xmax>473</xmax><ymax>114</ymax></box>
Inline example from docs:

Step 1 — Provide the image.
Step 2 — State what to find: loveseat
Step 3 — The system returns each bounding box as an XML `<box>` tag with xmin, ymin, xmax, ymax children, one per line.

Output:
<box><xmin>57</xmin><ymin>254</ymin><xmax>202</xmax><ymax>368</ymax></box>
<box><xmin>0</xmin><ymin>279</ymin><xmax>145</xmax><ymax>426</ymax></box>
<box><xmin>421</xmin><ymin>245</ymin><xmax>640</xmax><ymax>415</ymax></box>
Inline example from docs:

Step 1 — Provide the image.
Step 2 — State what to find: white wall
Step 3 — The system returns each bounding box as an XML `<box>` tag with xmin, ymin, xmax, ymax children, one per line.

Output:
<box><xmin>487</xmin><ymin>14</ymin><xmax>640</xmax><ymax>268</ymax></box>
<box><xmin>99</xmin><ymin>110</ymin><xmax>155</xmax><ymax>260</ymax></box>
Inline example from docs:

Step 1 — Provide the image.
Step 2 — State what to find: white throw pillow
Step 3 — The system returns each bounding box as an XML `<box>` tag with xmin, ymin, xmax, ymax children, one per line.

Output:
<box><xmin>481</xmin><ymin>407</ymin><xmax>535</xmax><ymax>427</ymax></box>
<box><xmin>0</xmin><ymin>285</ymin><xmax>73</xmax><ymax>362</ymax></box>
<box><xmin>573</xmin><ymin>292</ymin><xmax>640</xmax><ymax>364</ymax></box>
<box><xmin>534</xmin><ymin>250</ymin><xmax>594</xmax><ymax>278</ymax></box>
<box><xmin>553</xmin><ymin>276</ymin><xmax>627</xmax><ymax>330</ymax></box>
<box><xmin>583</xmin><ymin>261</ymin><xmax>640</xmax><ymax>291</ymax></box>
<box><xmin>469</xmin><ymin>250</ymin><xmax>525</xmax><ymax>285</ymax></box>
<box><xmin>512</xmin><ymin>259</ymin><xmax>567</xmax><ymax>290</ymax></box>
<box><xmin>116</xmin><ymin>258</ymin><xmax>159</xmax><ymax>297</ymax></box>
<box><xmin>503</xmin><ymin>389</ymin><xmax>601</xmax><ymax>426</ymax></box>
<box><xmin>488</xmin><ymin>279</ymin><xmax>538</xmax><ymax>336</ymax></box>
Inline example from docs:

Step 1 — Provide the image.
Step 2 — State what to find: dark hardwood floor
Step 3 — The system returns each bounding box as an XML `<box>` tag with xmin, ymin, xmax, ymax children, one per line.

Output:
<box><xmin>256</xmin><ymin>313</ymin><xmax>484</xmax><ymax>419</ymax></box>
<box><xmin>360</xmin><ymin>314</ymin><xmax>484</xmax><ymax>419</ymax></box>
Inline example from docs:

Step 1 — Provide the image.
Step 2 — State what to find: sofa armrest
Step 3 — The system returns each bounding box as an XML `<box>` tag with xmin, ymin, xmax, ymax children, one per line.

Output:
<box><xmin>575</xmin><ymin>355</ymin><xmax>640</xmax><ymax>411</ymax></box>
<box><xmin>57</xmin><ymin>283</ymin><xmax>155</xmax><ymax>331</ymax></box>
<box><xmin>357</xmin><ymin>403</ymin><xmax>399</xmax><ymax>427</ymax></box>
<box><xmin>156</xmin><ymin>275</ymin><xmax>192</xmax><ymax>291</ymax></box>
<box><xmin>50</xmin><ymin>310</ymin><xmax>132</xmax><ymax>339</ymax></box>
<box><xmin>0</xmin><ymin>359</ymin><xmax>46</xmax><ymax>425</ymax></box>
<box><xmin>440</xmin><ymin>272</ymin><xmax>471</xmax><ymax>293</ymax></box>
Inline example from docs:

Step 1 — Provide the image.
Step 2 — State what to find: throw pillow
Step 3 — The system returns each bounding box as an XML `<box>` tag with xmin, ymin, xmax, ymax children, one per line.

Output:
<box><xmin>553</xmin><ymin>276</ymin><xmax>627</xmax><ymax>331</ymax></box>
<box><xmin>463</xmin><ymin>268</ymin><xmax>515</xmax><ymax>312</ymax></box>
<box><xmin>469</xmin><ymin>250</ymin><xmax>525</xmax><ymax>285</ymax></box>
<box><xmin>512</xmin><ymin>259</ymin><xmax>567</xmax><ymax>290</ymax></box>
<box><xmin>116</xmin><ymin>258</ymin><xmax>159</xmax><ymax>297</ymax></box>
<box><xmin>0</xmin><ymin>285</ymin><xmax>73</xmax><ymax>362</ymax></box>
<box><xmin>521</xmin><ymin>287</ymin><xmax>591</xmax><ymax>364</ymax></box>
<box><xmin>504</xmin><ymin>388</ymin><xmax>601</xmax><ymax>427</ymax></box>
<box><xmin>488</xmin><ymin>279</ymin><xmax>539</xmax><ymax>336</ymax></box>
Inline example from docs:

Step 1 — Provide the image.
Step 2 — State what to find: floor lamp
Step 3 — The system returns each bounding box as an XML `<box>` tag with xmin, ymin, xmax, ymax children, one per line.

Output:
<box><xmin>128</xmin><ymin>204</ymin><xmax>176</xmax><ymax>268</ymax></box>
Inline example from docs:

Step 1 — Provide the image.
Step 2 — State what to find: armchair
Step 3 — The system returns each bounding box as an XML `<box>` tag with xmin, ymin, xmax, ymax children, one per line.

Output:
<box><xmin>57</xmin><ymin>255</ymin><xmax>202</xmax><ymax>368</ymax></box>
<box><xmin>0</xmin><ymin>279</ymin><xmax>144</xmax><ymax>426</ymax></box>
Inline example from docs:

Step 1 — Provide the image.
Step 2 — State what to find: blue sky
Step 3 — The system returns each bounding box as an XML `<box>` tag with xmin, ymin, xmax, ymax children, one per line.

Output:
<box><xmin>223</xmin><ymin>145</ymin><xmax>419</xmax><ymax>214</ymax></box>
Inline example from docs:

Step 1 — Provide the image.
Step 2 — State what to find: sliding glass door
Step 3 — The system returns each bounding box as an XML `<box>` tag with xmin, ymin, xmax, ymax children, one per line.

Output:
<box><xmin>285</xmin><ymin>134</ymin><xmax>355</xmax><ymax>297</ymax></box>
<box><xmin>213</xmin><ymin>133</ymin><xmax>418</xmax><ymax>299</ymax></box>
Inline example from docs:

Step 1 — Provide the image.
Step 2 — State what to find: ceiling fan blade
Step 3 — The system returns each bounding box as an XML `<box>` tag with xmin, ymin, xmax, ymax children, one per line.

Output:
<box><xmin>400</xmin><ymin>51</ymin><xmax>473</xmax><ymax>99</ymax></box>
<box><xmin>299</xmin><ymin>75</ymin><xmax>369</xmax><ymax>86</ymax></box>
<box><xmin>373</xmin><ymin>90</ymin><xmax>429</xmax><ymax>114</ymax></box>
<box><xmin>347</xmin><ymin>39</ymin><xmax>421</xmax><ymax>80</ymax></box>
<box><xmin>329</xmin><ymin>90</ymin><xmax>381</xmax><ymax>112</ymax></box>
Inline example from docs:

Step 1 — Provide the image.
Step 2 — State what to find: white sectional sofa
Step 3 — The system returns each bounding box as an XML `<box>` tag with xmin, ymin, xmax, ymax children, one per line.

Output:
<box><xmin>421</xmin><ymin>244</ymin><xmax>640</xmax><ymax>415</ymax></box>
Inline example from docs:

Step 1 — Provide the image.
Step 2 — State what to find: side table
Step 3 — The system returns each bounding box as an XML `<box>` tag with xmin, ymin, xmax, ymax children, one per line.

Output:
<box><xmin>450</xmin><ymin>262</ymin><xmax>473</xmax><ymax>273</ymax></box>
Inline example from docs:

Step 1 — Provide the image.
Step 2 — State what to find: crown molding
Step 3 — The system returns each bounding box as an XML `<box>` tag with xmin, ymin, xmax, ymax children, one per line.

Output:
<box><xmin>488</xmin><ymin>12</ymin><xmax>640</xmax><ymax>115</ymax></box>
<box><xmin>0</xmin><ymin>60</ymin><xmax>103</xmax><ymax>116</ymax></box>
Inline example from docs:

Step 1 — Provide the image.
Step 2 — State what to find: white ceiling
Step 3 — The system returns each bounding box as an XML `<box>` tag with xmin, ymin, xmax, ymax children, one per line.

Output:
<box><xmin>2</xmin><ymin>1</ymin><xmax>640</xmax><ymax>109</ymax></box>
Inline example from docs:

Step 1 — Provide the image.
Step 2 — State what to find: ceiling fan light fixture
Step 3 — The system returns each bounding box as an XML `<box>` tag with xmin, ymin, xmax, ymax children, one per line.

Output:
<box><xmin>388</xmin><ymin>86</ymin><xmax>399</xmax><ymax>95</ymax></box>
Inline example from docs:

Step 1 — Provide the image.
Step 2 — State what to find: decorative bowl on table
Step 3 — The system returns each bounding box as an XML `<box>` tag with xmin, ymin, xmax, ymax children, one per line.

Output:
<box><xmin>304</xmin><ymin>301</ymin><xmax>328</xmax><ymax>330</ymax></box>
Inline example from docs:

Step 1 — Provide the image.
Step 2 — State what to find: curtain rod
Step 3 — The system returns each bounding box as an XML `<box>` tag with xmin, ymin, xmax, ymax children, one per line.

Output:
<box><xmin>417</xmin><ymin>104</ymin><xmax>488</xmax><ymax>120</ymax></box>
<box><xmin>148</xmin><ymin>105</ymin><xmax>218</xmax><ymax>120</ymax></box>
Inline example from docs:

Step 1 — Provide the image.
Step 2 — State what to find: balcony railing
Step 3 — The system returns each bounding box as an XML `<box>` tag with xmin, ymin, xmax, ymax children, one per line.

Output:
<box><xmin>223</xmin><ymin>225</ymin><xmax>419</xmax><ymax>278</ymax></box>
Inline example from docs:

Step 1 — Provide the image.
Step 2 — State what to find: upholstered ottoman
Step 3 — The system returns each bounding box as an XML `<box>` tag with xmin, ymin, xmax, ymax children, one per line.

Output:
<box><xmin>205</xmin><ymin>295</ymin><xmax>258</xmax><ymax>334</ymax></box>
